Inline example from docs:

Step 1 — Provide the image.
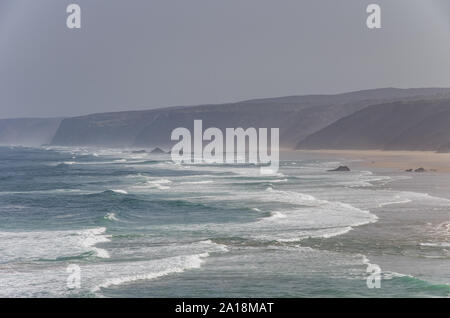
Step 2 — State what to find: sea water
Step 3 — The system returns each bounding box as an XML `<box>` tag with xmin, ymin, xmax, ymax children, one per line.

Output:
<box><xmin>0</xmin><ymin>146</ymin><xmax>448</xmax><ymax>297</ymax></box>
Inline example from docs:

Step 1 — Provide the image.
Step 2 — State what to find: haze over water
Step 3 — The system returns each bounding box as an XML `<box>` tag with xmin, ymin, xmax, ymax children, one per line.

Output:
<box><xmin>1</xmin><ymin>146</ymin><xmax>449</xmax><ymax>297</ymax></box>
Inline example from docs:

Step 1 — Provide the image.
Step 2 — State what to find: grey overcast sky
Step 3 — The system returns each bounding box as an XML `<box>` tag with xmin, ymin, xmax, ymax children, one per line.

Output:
<box><xmin>1</xmin><ymin>0</ymin><xmax>450</xmax><ymax>118</ymax></box>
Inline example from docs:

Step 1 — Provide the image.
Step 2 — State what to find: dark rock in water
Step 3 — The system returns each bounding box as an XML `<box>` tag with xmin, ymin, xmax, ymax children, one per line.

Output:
<box><xmin>131</xmin><ymin>150</ymin><xmax>147</xmax><ymax>154</ymax></box>
<box><xmin>406</xmin><ymin>167</ymin><xmax>427</xmax><ymax>172</ymax></box>
<box><xmin>327</xmin><ymin>166</ymin><xmax>350</xmax><ymax>172</ymax></box>
<box><xmin>150</xmin><ymin>147</ymin><xmax>166</xmax><ymax>154</ymax></box>
<box><xmin>169</xmin><ymin>149</ymin><xmax>183</xmax><ymax>155</ymax></box>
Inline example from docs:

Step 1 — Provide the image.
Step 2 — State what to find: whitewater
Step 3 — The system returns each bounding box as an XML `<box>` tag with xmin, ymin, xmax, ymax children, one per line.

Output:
<box><xmin>0</xmin><ymin>146</ymin><xmax>449</xmax><ymax>297</ymax></box>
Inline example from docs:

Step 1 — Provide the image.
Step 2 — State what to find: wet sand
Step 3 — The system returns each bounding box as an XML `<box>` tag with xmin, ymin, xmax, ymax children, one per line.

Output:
<box><xmin>294</xmin><ymin>149</ymin><xmax>450</xmax><ymax>173</ymax></box>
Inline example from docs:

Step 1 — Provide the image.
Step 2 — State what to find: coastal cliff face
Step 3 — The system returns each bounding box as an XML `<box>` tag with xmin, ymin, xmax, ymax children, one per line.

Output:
<box><xmin>296</xmin><ymin>99</ymin><xmax>450</xmax><ymax>152</ymax></box>
<box><xmin>50</xmin><ymin>88</ymin><xmax>450</xmax><ymax>149</ymax></box>
<box><xmin>0</xmin><ymin>118</ymin><xmax>62</xmax><ymax>146</ymax></box>
<box><xmin>50</xmin><ymin>110</ymin><xmax>160</xmax><ymax>147</ymax></box>
<box><xmin>3</xmin><ymin>88</ymin><xmax>450</xmax><ymax>150</ymax></box>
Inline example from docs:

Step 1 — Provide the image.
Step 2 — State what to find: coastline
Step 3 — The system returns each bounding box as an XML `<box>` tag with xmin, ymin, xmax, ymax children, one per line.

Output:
<box><xmin>294</xmin><ymin>149</ymin><xmax>450</xmax><ymax>173</ymax></box>
<box><xmin>1</xmin><ymin>146</ymin><xmax>449</xmax><ymax>297</ymax></box>
<box><xmin>290</xmin><ymin>149</ymin><xmax>450</xmax><ymax>292</ymax></box>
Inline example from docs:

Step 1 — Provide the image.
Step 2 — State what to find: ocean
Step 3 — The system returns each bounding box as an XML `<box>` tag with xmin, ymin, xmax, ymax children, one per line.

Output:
<box><xmin>0</xmin><ymin>146</ymin><xmax>449</xmax><ymax>297</ymax></box>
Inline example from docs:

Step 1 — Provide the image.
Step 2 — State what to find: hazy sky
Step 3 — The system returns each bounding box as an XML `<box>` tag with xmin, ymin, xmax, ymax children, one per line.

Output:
<box><xmin>1</xmin><ymin>0</ymin><xmax>450</xmax><ymax>118</ymax></box>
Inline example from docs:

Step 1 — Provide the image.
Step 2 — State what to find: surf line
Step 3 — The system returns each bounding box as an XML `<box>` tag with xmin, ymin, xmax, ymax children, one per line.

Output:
<box><xmin>170</xmin><ymin>120</ymin><xmax>279</xmax><ymax>174</ymax></box>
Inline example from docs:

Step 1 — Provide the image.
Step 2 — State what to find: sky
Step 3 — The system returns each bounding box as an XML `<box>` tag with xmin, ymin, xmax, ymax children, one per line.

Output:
<box><xmin>1</xmin><ymin>0</ymin><xmax>450</xmax><ymax>118</ymax></box>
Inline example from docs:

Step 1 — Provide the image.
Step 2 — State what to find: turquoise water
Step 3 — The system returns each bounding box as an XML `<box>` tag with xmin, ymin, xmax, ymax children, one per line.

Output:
<box><xmin>0</xmin><ymin>146</ymin><xmax>449</xmax><ymax>297</ymax></box>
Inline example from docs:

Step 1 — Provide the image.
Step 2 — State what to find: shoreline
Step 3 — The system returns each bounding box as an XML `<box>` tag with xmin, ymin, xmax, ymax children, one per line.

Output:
<box><xmin>293</xmin><ymin>149</ymin><xmax>450</xmax><ymax>173</ymax></box>
<box><xmin>292</xmin><ymin>149</ymin><xmax>450</xmax><ymax>292</ymax></box>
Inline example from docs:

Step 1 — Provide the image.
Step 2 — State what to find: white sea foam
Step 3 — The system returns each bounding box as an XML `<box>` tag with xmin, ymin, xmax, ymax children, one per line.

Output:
<box><xmin>147</xmin><ymin>179</ymin><xmax>172</xmax><ymax>184</ymax></box>
<box><xmin>105</xmin><ymin>238</ymin><xmax>230</xmax><ymax>260</ymax></box>
<box><xmin>161</xmin><ymin>161</ymin><xmax>286</xmax><ymax>178</ymax></box>
<box><xmin>180</xmin><ymin>180</ymin><xmax>214</xmax><ymax>185</ymax></box>
<box><xmin>146</xmin><ymin>181</ymin><xmax>171</xmax><ymax>190</ymax></box>
<box><xmin>270</xmin><ymin>178</ymin><xmax>288</xmax><ymax>183</ymax></box>
<box><xmin>0</xmin><ymin>205</ymin><xmax>27</xmax><ymax>211</ymax></box>
<box><xmin>257</xmin><ymin>189</ymin><xmax>377</xmax><ymax>241</ymax></box>
<box><xmin>359</xmin><ymin>254</ymin><xmax>411</xmax><ymax>280</ymax></box>
<box><xmin>104</xmin><ymin>213</ymin><xmax>119</xmax><ymax>222</ymax></box>
<box><xmin>145</xmin><ymin>176</ymin><xmax>380</xmax><ymax>242</ymax></box>
<box><xmin>171</xmin><ymin>187</ymin><xmax>379</xmax><ymax>242</ymax></box>
<box><xmin>77</xmin><ymin>227</ymin><xmax>111</xmax><ymax>258</ymax></box>
<box><xmin>91</xmin><ymin>253</ymin><xmax>208</xmax><ymax>292</ymax></box>
<box><xmin>0</xmin><ymin>239</ymin><xmax>228</xmax><ymax>297</ymax></box>
<box><xmin>265</xmin><ymin>211</ymin><xmax>287</xmax><ymax>220</ymax></box>
<box><xmin>401</xmin><ymin>192</ymin><xmax>450</xmax><ymax>206</ymax></box>
<box><xmin>0</xmin><ymin>227</ymin><xmax>111</xmax><ymax>262</ymax></box>
<box><xmin>110</xmin><ymin>189</ymin><xmax>128</xmax><ymax>194</ymax></box>
<box><xmin>378</xmin><ymin>195</ymin><xmax>412</xmax><ymax>207</ymax></box>
<box><xmin>0</xmin><ymin>253</ymin><xmax>208</xmax><ymax>297</ymax></box>
<box><xmin>132</xmin><ymin>178</ymin><xmax>172</xmax><ymax>190</ymax></box>
<box><xmin>420</xmin><ymin>242</ymin><xmax>450</xmax><ymax>248</ymax></box>
<box><xmin>321</xmin><ymin>226</ymin><xmax>354</xmax><ymax>238</ymax></box>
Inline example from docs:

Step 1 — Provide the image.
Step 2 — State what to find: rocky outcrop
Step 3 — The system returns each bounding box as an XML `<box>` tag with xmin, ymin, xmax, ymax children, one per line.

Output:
<box><xmin>327</xmin><ymin>166</ymin><xmax>351</xmax><ymax>172</ymax></box>
<box><xmin>405</xmin><ymin>167</ymin><xmax>427</xmax><ymax>172</ymax></box>
<box><xmin>150</xmin><ymin>147</ymin><xmax>167</xmax><ymax>154</ymax></box>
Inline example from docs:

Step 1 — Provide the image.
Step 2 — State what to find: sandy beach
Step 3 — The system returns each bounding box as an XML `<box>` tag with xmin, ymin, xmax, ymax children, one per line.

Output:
<box><xmin>294</xmin><ymin>149</ymin><xmax>450</xmax><ymax>173</ymax></box>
